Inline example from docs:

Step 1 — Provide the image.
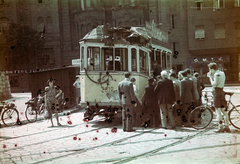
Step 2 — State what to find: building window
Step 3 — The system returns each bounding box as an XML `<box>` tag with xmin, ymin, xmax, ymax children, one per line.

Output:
<box><xmin>235</xmin><ymin>22</ymin><xmax>240</xmax><ymax>37</ymax></box>
<box><xmin>235</xmin><ymin>0</ymin><xmax>240</xmax><ymax>7</ymax></box>
<box><xmin>37</xmin><ymin>17</ymin><xmax>44</xmax><ymax>33</ymax></box>
<box><xmin>172</xmin><ymin>42</ymin><xmax>179</xmax><ymax>57</ymax></box>
<box><xmin>170</xmin><ymin>15</ymin><xmax>175</xmax><ymax>29</ymax></box>
<box><xmin>195</xmin><ymin>25</ymin><xmax>205</xmax><ymax>39</ymax></box>
<box><xmin>196</xmin><ymin>1</ymin><xmax>203</xmax><ymax>10</ymax></box>
<box><xmin>46</xmin><ymin>16</ymin><xmax>53</xmax><ymax>33</ymax></box>
<box><xmin>214</xmin><ymin>24</ymin><xmax>225</xmax><ymax>39</ymax></box>
<box><xmin>213</xmin><ymin>0</ymin><xmax>225</xmax><ymax>9</ymax></box>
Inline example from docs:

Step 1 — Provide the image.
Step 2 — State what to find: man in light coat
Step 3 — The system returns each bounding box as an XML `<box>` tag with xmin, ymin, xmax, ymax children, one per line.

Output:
<box><xmin>118</xmin><ymin>72</ymin><xmax>137</xmax><ymax>132</ymax></box>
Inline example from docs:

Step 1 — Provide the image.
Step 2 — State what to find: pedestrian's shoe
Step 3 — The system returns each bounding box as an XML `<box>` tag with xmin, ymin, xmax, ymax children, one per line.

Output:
<box><xmin>215</xmin><ymin>128</ymin><xmax>225</xmax><ymax>133</ymax></box>
<box><xmin>223</xmin><ymin>126</ymin><xmax>231</xmax><ymax>133</ymax></box>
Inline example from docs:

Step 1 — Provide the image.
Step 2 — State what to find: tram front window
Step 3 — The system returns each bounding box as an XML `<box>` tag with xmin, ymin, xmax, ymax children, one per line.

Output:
<box><xmin>115</xmin><ymin>48</ymin><xmax>128</xmax><ymax>71</ymax></box>
<box><xmin>102</xmin><ymin>48</ymin><xmax>113</xmax><ymax>71</ymax></box>
<box><xmin>102</xmin><ymin>48</ymin><xmax>128</xmax><ymax>71</ymax></box>
<box><xmin>87</xmin><ymin>47</ymin><xmax>100</xmax><ymax>71</ymax></box>
<box><xmin>140</xmin><ymin>50</ymin><xmax>148</xmax><ymax>75</ymax></box>
<box><xmin>81</xmin><ymin>47</ymin><xmax>84</xmax><ymax>70</ymax></box>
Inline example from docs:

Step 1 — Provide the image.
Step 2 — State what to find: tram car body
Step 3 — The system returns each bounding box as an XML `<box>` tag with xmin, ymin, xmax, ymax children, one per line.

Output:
<box><xmin>79</xmin><ymin>22</ymin><xmax>172</xmax><ymax>121</ymax></box>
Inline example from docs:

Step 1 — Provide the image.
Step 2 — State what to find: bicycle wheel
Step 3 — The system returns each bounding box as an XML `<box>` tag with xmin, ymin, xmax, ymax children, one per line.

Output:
<box><xmin>229</xmin><ymin>105</ymin><xmax>240</xmax><ymax>129</ymax></box>
<box><xmin>188</xmin><ymin>106</ymin><xmax>213</xmax><ymax>130</ymax></box>
<box><xmin>25</xmin><ymin>105</ymin><xmax>37</xmax><ymax>123</ymax></box>
<box><xmin>1</xmin><ymin>108</ymin><xmax>19</xmax><ymax>126</ymax></box>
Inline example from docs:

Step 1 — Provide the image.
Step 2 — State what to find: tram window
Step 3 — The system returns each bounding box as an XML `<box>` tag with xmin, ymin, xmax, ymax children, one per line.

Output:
<box><xmin>131</xmin><ymin>49</ymin><xmax>137</xmax><ymax>71</ymax></box>
<box><xmin>150</xmin><ymin>51</ymin><xmax>154</xmax><ymax>70</ymax></box>
<box><xmin>156</xmin><ymin>51</ymin><xmax>161</xmax><ymax>64</ymax></box>
<box><xmin>162</xmin><ymin>52</ymin><xmax>166</xmax><ymax>69</ymax></box>
<box><xmin>140</xmin><ymin>50</ymin><xmax>148</xmax><ymax>75</ymax></box>
<box><xmin>102</xmin><ymin>48</ymin><xmax>113</xmax><ymax>71</ymax></box>
<box><xmin>166</xmin><ymin>53</ymin><xmax>171</xmax><ymax>69</ymax></box>
<box><xmin>81</xmin><ymin>47</ymin><xmax>84</xmax><ymax>70</ymax></box>
<box><xmin>115</xmin><ymin>48</ymin><xmax>128</xmax><ymax>71</ymax></box>
<box><xmin>87</xmin><ymin>47</ymin><xmax>100</xmax><ymax>71</ymax></box>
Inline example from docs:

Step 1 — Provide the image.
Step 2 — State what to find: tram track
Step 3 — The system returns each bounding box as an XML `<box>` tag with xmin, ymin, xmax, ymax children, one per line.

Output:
<box><xmin>0</xmin><ymin>118</ymin><xmax>113</xmax><ymax>153</ymax></box>
<box><xmin>0</xmin><ymin>117</ymin><xmax>106</xmax><ymax>141</ymax></box>
<box><xmin>112</xmin><ymin>127</ymin><xmax>213</xmax><ymax>164</ymax></box>
<box><xmin>2</xmin><ymin>115</ymin><xmax>215</xmax><ymax>164</ymax></box>
<box><xmin>14</xmin><ymin>127</ymin><xmax>211</xmax><ymax>164</ymax></box>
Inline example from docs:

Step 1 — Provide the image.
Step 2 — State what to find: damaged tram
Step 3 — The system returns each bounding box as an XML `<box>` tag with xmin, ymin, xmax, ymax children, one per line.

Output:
<box><xmin>79</xmin><ymin>23</ymin><xmax>172</xmax><ymax>121</ymax></box>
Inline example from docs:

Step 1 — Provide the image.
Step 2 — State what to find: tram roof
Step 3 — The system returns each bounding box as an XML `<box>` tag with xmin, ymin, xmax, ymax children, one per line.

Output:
<box><xmin>80</xmin><ymin>25</ymin><xmax>171</xmax><ymax>51</ymax></box>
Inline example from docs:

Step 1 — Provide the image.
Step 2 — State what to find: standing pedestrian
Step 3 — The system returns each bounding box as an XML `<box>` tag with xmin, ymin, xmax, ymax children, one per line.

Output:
<box><xmin>180</xmin><ymin>70</ymin><xmax>194</xmax><ymax>126</ymax></box>
<box><xmin>194</xmin><ymin>72</ymin><xmax>205</xmax><ymax>106</ymax></box>
<box><xmin>73</xmin><ymin>77</ymin><xmax>81</xmax><ymax>104</ymax></box>
<box><xmin>142</xmin><ymin>78</ymin><xmax>161</xmax><ymax>128</ymax></box>
<box><xmin>130</xmin><ymin>77</ymin><xmax>142</xmax><ymax>127</ymax></box>
<box><xmin>153</xmin><ymin>60</ymin><xmax>162</xmax><ymax>79</ymax></box>
<box><xmin>178</xmin><ymin>71</ymin><xmax>184</xmax><ymax>81</ymax></box>
<box><xmin>185</xmin><ymin>69</ymin><xmax>199</xmax><ymax>108</ymax></box>
<box><xmin>207</xmin><ymin>62</ymin><xmax>230</xmax><ymax>133</ymax></box>
<box><xmin>169</xmin><ymin>72</ymin><xmax>181</xmax><ymax>127</ymax></box>
<box><xmin>154</xmin><ymin>71</ymin><xmax>176</xmax><ymax>129</ymax></box>
<box><xmin>118</xmin><ymin>72</ymin><xmax>137</xmax><ymax>132</ymax></box>
<box><xmin>44</xmin><ymin>78</ymin><xmax>63</xmax><ymax>127</ymax></box>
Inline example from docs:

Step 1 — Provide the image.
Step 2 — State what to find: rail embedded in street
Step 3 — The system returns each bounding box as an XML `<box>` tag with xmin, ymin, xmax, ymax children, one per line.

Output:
<box><xmin>0</xmin><ymin>101</ymin><xmax>19</xmax><ymax>127</ymax></box>
<box><xmin>188</xmin><ymin>90</ymin><xmax>240</xmax><ymax>130</ymax></box>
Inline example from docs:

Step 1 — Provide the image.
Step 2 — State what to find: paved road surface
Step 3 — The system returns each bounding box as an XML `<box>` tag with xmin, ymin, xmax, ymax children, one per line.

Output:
<box><xmin>0</xmin><ymin>87</ymin><xmax>240</xmax><ymax>164</ymax></box>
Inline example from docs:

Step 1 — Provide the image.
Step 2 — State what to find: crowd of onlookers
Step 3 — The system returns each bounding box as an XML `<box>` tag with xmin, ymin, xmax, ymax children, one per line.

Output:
<box><xmin>140</xmin><ymin>66</ymin><xmax>205</xmax><ymax>129</ymax></box>
<box><xmin>118</xmin><ymin>61</ymin><xmax>230</xmax><ymax>133</ymax></box>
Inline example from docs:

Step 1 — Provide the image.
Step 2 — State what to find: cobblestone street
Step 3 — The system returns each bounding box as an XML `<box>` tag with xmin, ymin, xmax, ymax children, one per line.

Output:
<box><xmin>0</xmin><ymin>87</ymin><xmax>240</xmax><ymax>164</ymax></box>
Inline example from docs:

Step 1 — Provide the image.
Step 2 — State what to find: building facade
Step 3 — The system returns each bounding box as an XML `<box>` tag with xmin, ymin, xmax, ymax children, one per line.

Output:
<box><xmin>0</xmin><ymin>0</ymin><xmax>239</xmax><ymax>87</ymax></box>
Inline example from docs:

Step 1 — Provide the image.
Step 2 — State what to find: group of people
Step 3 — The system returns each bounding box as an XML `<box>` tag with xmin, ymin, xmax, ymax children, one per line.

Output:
<box><xmin>118</xmin><ymin>61</ymin><xmax>230</xmax><ymax>133</ymax></box>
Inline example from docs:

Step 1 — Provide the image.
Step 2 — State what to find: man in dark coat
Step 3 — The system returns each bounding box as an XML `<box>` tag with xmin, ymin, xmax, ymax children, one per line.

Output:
<box><xmin>180</xmin><ymin>70</ymin><xmax>194</xmax><ymax>126</ymax></box>
<box><xmin>142</xmin><ymin>78</ymin><xmax>161</xmax><ymax>128</ymax></box>
<box><xmin>194</xmin><ymin>72</ymin><xmax>205</xmax><ymax>106</ymax></box>
<box><xmin>154</xmin><ymin>71</ymin><xmax>176</xmax><ymax>129</ymax></box>
<box><xmin>153</xmin><ymin>60</ymin><xmax>162</xmax><ymax>79</ymax></box>
<box><xmin>118</xmin><ymin>72</ymin><xmax>137</xmax><ymax>132</ymax></box>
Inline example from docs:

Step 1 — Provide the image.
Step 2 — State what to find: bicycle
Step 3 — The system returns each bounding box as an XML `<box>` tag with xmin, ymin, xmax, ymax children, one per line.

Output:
<box><xmin>25</xmin><ymin>91</ymin><xmax>67</xmax><ymax>123</ymax></box>
<box><xmin>188</xmin><ymin>90</ymin><xmax>240</xmax><ymax>130</ymax></box>
<box><xmin>25</xmin><ymin>94</ymin><xmax>45</xmax><ymax>123</ymax></box>
<box><xmin>0</xmin><ymin>101</ymin><xmax>19</xmax><ymax>127</ymax></box>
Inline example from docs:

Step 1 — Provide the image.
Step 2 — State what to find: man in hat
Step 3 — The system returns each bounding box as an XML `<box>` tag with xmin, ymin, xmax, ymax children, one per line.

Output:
<box><xmin>142</xmin><ymin>78</ymin><xmax>161</xmax><ymax>128</ymax></box>
<box><xmin>118</xmin><ymin>72</ymin><xmax>137</xmax><ymax>132</ymax></box>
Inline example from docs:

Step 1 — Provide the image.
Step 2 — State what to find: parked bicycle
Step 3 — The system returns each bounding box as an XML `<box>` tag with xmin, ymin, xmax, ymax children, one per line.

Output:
<box><xmin>25</xmin><ymin>91</ymin><xmax>67</xmax><ymax>123</ymax></box>
<box><xmin>0</xmin><ymin>101</ymin><xmax>19</xmax><ymax>126</ymax></box>
<box><xmin>25</xmin><ymin>94</ymin><xmax>45</xmax><ymax>123</ymax></box>
<box><xmin>188</xmin><ymin>90</ymin><xmax>240</xmax><ymax>130</ymax></box>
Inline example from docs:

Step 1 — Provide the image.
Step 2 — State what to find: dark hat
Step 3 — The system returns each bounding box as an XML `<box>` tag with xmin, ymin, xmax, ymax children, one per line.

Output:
<box><xmin>148</xmin><ymin>78</ymin><xmax>154</xmax><ymax>83</ymax></box>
